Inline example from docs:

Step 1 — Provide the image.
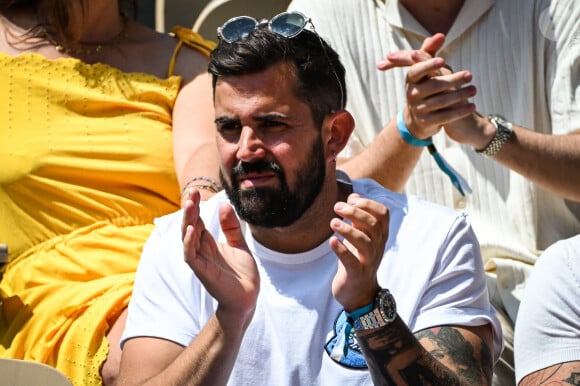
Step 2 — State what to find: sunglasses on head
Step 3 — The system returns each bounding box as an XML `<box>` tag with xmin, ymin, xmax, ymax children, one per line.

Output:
<box><xmin>218</xmin><ymin>11</ymin><xmax>313</xmax><ymax>43</ymax></box>
<box><xmin>217</xmin><ymin>11</ymin><xmax>345</xmax><ymax>110</ymax></box>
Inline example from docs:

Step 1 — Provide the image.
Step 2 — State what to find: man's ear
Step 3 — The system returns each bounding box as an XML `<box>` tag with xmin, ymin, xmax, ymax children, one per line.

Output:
<box><xmin>326</xmin><ymin>110</ymin><xmax>355</xmax><ymax>155</ymax></box>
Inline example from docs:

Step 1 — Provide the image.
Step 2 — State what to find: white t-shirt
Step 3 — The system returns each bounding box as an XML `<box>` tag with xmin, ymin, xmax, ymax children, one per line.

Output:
<box><xmin>288</xmin><ymin>0</ymin><xmax>580</xmax><ymax>325</ymax></box>
<box><xmin>514</xmin><ymin>235</ymin><xmax>580</xmax><ymax>384</ymax></box>
<box><xmin>123</xmin><ymin>175</ymin><xmax>502</xmax><ymax>385</ymax></box>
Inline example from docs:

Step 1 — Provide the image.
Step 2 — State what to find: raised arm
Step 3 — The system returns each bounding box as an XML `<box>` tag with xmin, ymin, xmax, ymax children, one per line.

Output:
<box><xmin>454</xmin><ymin>117</ymin><xmax>580</xmax><ymax>202</ymax></box>
<box><xmin>369</xmin><ymin>34</ymin><xmax>580</xmax><ymax>201</ymax></box>
<box><xmin>337</xmin><ymin>35</ymin><xmax>475</xmax><ymax>192</ymax></box>
<box><xmin>329</xmin><ymin>193</ymin><xmax>494</xmax><ymax>385</ymax></box>
<box><xmin>118</xmin><ymin>190</ymin><xmax>259</xmax><ymax>385</ymax></box>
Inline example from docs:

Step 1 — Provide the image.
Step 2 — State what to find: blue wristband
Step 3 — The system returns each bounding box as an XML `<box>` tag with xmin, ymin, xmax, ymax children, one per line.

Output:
<box><xmin>345</xmin><ymin>302</ymin><xmax>375</xmax><ymax>321</ymax></box>
<box><xmin>395</xmin><ymin>111</ymin><xmax>472</xmax><ymax>197</ymax></box>
<box><xmin>340</xmin><ymin>301</ymin><xmax>375</xmax><ymax>357</ymax></box>
<box><xmin>397</xmin><ymin>109</ymin><xmax>432</xmax><ymax>146</ymax></box>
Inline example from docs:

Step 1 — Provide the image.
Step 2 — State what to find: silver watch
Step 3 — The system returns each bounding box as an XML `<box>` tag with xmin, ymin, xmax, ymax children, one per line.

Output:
<box><xmin>354</xmin><ymin>289</ymin><xmax>397</xmax><ymax>330</ymax></box>
<box><xmin>477</xmin><ymin>114</ymin><xmax>513</xmax><ymax>157</ymax></box>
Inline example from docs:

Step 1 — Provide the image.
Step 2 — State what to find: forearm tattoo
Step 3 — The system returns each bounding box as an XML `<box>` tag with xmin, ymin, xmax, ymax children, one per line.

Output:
<box><xmin>355</xmin><ymin>316</ymin><xmax>492</xmax><ymax>386</ymax></box>
<box><xmin>522</xmin><ymin>363</ymin><xmax>580</xmax><ymax>385</ymax></box>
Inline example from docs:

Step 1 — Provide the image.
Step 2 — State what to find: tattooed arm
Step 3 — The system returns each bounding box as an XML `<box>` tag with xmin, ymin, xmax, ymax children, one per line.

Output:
<box><xmin>519</xmin><ymin>362</ymin><xmax>580</xmax><ymax>386</ymax></box>
<box><xmin>355</xmin><ymin>316</ymin><xmax>493</xmax><ymax>386</ymax></box>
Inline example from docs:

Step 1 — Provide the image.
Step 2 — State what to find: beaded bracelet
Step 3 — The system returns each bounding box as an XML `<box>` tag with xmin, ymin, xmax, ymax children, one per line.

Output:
<box><xmin>181</xmin><ymin>176</ymin><xmax>223</xmax><ymax>196</ymax></box>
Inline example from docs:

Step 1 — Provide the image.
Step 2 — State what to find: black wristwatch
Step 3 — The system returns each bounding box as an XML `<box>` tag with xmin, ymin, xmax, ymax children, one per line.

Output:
<box><xmin>354</xmin><ymin>288</ymin><xmax>397</xmax><ymax>330</ymax></box>
<box><xmin>477</xmin><ymin>114</ymin><xmax>513</xmax><ymax>157</ymax></box>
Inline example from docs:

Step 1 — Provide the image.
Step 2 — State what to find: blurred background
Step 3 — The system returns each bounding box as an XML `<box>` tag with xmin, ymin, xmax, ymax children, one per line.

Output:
<box><xmin>138</xmin><ymin>0</ymin><xmax>291</xmax><ymax>41</ymax></box>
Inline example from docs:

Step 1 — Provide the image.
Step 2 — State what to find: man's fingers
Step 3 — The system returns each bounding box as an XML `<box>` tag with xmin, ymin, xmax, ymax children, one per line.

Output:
<box><xmin>410</xmin><ymin>85</ymin><xmax>477</xmax><ymax>115</ymax></box>
<box><xmin>378</xmin><ymin>34</ymin><xmax>446</xmax><ymax>71</ymax></box>
<box><xmin>218</xmin><ymin>204</ymin><xmax>247</xmax><ymax>249</ymax></box>
<box><xmin>329</xmin><ymin>234</ymin><xmax>360</xmax><ymax>270</ymax></box>
<box><xmin>339</xmin><ymin>194</ymin><xmax>389</xmax><ymax>236</ymax></box>
<box><xmin>405</xmin><ymin>57</ymin><xmax>448</xmax><ymax>83</ymax></box>
<box><xmin>377</xmin><ymin>49</ymin><xmax>433</xmax><ymax>70</ymax></box>
<box><xmin>331</xmin><ymin>195</ymin><xmax>389</xmax><ymax>263</ymax></box>
<box><xmin>183</xmin><ymin>224</ymin><xmax>199</xmax><ymax>265</ymax></box>
<box><xmin>411</xmin><ymin>103</ymin><xmax>477</xmax><ymax>128</ymax></box>
<box><xmin>420</xmin><ymin>33</ymin><xmax>446</xmax><ymax>55</ymax></box>
<box><xmin>181</xmin><ymin>188</ymin><xmax>201</xmax><ymax>239</ymax></box>
<box><xmin>407</xmin><ymin>71</ymin><xmax>473</xmax><ymax>103</ymax></box>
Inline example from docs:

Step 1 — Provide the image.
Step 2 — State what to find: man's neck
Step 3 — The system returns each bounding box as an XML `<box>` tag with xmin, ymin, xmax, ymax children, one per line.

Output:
<box><xmin>399</xmin><ymin>0</ymin><xmax>465</xmax><ymax>35</ymax></box>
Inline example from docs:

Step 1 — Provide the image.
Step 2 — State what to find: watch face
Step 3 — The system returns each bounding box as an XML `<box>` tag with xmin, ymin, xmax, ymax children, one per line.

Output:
<box><xmin>492</xmin><ymin>114</ymin><xmax>507</xmax><ymax>124</ymax></box>
<box><xmin>378</xmin><ymin>290</ymin><xmax>397</xmax><ymax>323</ymax></box>
<box><xmin>490</xmin><ymin>114</ymin><xmax>513</xmax><ymax>131</ymax></box>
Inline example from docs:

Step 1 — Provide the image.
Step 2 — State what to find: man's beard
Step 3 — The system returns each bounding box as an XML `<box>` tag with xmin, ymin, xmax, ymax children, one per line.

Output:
<box><xmin>221</xmin><ymin>138</ymin><xmax>326</xmax><ymax>228</ymax></box>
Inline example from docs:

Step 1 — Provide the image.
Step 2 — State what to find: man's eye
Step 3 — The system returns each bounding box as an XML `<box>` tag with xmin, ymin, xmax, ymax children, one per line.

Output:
<box><xmin>260</xmin><ymin>120</ymin><xmax>286</xmax><ymax>130</ymax></box>
<box><xmin>217</xmin><ymin>122</ymin><xmax>242</xmax><ymax>134</ymax></box>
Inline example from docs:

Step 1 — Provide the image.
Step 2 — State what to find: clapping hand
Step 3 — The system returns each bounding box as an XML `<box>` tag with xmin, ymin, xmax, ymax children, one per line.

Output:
<box><xmin>329</xmin><ymin>193</ymin><xmax>390</xmax><ymax>311</ymax></box>
<box><xmin>181</xmin><ymin>188</ymin><xmax>259</xmax><ymax>321</ymax></box>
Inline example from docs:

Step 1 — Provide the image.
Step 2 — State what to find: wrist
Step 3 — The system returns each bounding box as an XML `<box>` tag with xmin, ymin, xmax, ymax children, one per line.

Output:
<box><xmin>398</xmin><ymin>108</ymin><xmax>433</xmax><ymax>146</ymax></box>
<box><xmin>216</xmin><ymin>304</ymin><xmax>256</xmax><ymax>331</ymax></box>
<box><xmin>352</xmin><ymin>288</ymin><xmax>397</xmax><ymax>331</ymax></box>
<box><xmin>341</xmin><ymin>283</ymin><xmax>380</xmax><ymax>313</ymax></box>
<box><xmin>476</xmin><ymin>114</ymin><xmax>514</xmax><ymax>157</ymax></box>
<box><xmin>472</xmin><ymin>113</ymin><xmax>498</xmax><ymax>150</ymax></box>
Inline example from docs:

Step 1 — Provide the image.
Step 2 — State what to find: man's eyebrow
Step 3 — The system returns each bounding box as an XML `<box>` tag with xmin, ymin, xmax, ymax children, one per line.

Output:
<box><xmin>214</xmin><ymin>116</ymin><xmax>238</xmax><ymax>125</ymax></box>
<box><xmin>253</xmin><ymin>113</ymin><xmax>302</xmax><ymax>126</ymax></box>
<box><xmin>254</xmin><ymin>112</ymin><xmax>290</xmax><ymax>121</ymax></box>
<box><xmin>214</xmin><ymin>113</ymin><xmax>294</xmax><ymax>125</ymax></box>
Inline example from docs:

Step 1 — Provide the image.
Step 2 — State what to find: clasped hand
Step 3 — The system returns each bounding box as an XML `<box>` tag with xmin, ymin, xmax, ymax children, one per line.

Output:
<box><xmin>380</xmin><ymin>33</ymin><xmax>494</xmax><ymax>148</ymax></box>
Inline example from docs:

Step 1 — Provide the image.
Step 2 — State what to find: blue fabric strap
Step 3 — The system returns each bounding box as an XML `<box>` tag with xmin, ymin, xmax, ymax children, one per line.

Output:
<box><xmin>397</xmin><ymin>109</ymin><xmax>472</xmax><ymax>197</ymax></box>
<box><xmin>342</xmin><ymin>302</ymin><xmax>375</xmax><ymax>356</ymax></box>
<box><xmin>397</xmin><ymin>109</ymin><xmax>433</xmax><ymax>147</ymax></box>
<box><xmin>428</xmin><ymin>145</ymin><xmax>472</xmax><ymax>197</ymax></box>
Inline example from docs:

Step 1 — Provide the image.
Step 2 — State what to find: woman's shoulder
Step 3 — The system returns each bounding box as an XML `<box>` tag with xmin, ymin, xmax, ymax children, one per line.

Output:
<box><xmin>121</xmin><ymin>21</ymin><xmax>212</xmax><ymax>81</ymax></box>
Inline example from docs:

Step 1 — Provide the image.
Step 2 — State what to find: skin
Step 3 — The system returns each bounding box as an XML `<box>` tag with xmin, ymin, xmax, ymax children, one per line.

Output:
<box><xmin>0</xmin><ymin>1</ymin><xmax>219</xmax><ymax>384</ymax></box>
<box><xmin>519</xmin><ymin>362</ymin><xmax>580</xmax><ymax>386</ymax></box>
<box><xmin>118</xmin><ymin>61</ymin><xmax>493</xmax><ymax>385</ymax></box>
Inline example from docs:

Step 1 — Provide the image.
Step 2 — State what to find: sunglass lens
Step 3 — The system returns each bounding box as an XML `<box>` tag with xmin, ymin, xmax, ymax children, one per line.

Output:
<box><xmin>220</xmin><ymin>16</ymin><xmax>258</xmax><ymax>43</ymax></box>
<box><xmin>270</xmin><ymin>12</ymin><xmax>306</xmax><ymax>38</ymax></box>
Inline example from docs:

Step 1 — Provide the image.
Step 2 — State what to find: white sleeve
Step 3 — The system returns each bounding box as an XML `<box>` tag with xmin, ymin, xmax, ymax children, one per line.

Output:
<box><xmin>514</xmin><ymin>235</ymin><xmax>580</xmax><ymax>384</ymax></box>
<box><xmin>120</xmin><ymin>212</ymin><xmax>204</xmax><ymax>349</ymax></box>
<box><xmin>413</xmin><ymin>213</ymin><xmax>504</xmax><ymax>363</ymax></box>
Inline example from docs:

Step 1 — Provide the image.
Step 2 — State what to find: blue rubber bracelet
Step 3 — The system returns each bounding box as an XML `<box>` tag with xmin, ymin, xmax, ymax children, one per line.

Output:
<box><xmin>397</xmin><ymin>109</ymin><xmax>432</xmax><ymax>146</ymax></box>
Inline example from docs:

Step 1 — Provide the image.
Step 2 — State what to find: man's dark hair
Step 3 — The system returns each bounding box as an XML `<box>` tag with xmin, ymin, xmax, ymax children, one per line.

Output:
<box><xmin>208</xmin><ymin>22</ymin><xmax>347</xmax><ymax>128</ymax></box>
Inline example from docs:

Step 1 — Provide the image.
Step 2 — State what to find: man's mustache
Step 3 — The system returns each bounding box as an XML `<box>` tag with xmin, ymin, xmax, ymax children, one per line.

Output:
<box><xmin>232</xmin><ymin>160</ymin><xmax>283</xmax><ymax>177</ymax></box>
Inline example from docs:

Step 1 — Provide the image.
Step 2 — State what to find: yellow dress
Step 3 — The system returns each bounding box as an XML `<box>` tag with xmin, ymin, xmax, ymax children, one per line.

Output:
<box><xmin>0</xmin><ymin>29</ymin><xmax>215</xmax><ymax>385</ymax></box>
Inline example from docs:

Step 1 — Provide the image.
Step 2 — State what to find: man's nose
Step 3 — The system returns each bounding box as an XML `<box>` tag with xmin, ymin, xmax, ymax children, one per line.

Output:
<box><xmin>236</xmin><ymin>126</ymin><xmax>267</xmax><ymax>162</ymax></box>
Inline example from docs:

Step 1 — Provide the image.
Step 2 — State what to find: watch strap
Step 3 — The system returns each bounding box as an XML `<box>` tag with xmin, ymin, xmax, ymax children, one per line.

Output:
<box><xmin>477</xmin><ymin>114</ymin><xmax>513</xmax><ymax>157</ymax></box>
<box><xmin>353</xmin><ymin>288</ymin><xmax>397</xmax><ymax>330</ymax></box>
